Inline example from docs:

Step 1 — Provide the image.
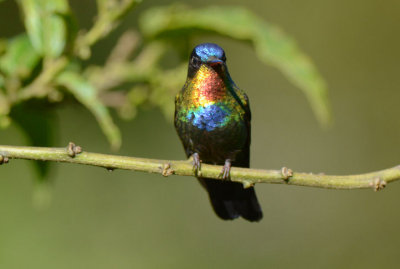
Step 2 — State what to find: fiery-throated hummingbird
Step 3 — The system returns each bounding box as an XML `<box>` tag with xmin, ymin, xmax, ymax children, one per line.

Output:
<box><xmin>174</xmin><ymin>43</ymin><xmax>262</xmax><ymax>222</ymax></box>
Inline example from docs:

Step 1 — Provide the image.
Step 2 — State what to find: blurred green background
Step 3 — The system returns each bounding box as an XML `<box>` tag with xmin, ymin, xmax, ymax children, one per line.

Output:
<box><xmin>1</xmin><ymin>0</ymin><xmax>400</xmax><ymax>268</ymax></box>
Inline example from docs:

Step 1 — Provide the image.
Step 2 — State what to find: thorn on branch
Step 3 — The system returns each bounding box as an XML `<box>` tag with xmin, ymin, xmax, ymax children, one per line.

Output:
<box><xmin>370</xmin><ymin>177</ymin><xmax>387</xmax><ymax>191</ymax></box>
<box><xmin>67</xmin><ymin>142</ymin><xmax>82</xmax><ymax>158</ymax></box>
<box><xmin>0</xmin><ymin>154</ymin><xmax>9</xmax><ymax>165</ymax></box>
<box><xmin>281</xmin><ymin>167</ymin><xmax>293</xmax><ymax>181</ymax></box>
<box><xmin>161</xmin><ymin>163</ymin><xmax>174</xmax><ymax>177</ymax></box>
<box><xmin>242</xmin><ymin>180</ymin><xmax>254</xmax><ymax>189</ymax></box>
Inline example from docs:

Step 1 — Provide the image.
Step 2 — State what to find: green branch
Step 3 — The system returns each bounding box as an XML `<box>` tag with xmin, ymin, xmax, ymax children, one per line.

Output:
<box><xmin>0</xmin><ymin>144</ymin><xmax>397</xmax><ymax>191</ymax></box>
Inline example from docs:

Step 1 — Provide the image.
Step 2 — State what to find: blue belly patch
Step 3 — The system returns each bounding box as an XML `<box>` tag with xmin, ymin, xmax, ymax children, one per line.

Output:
<box><xmin>187</xmin><ymin>105</ymin><xmax>230</xmax><ymax>131</ymax></box>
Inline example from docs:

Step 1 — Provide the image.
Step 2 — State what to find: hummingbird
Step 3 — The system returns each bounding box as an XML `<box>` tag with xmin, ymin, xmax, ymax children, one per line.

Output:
<box><xmin>174</xmin><ymin>43</ymin><xmax>263</xmax><ymax>221</ymax></box>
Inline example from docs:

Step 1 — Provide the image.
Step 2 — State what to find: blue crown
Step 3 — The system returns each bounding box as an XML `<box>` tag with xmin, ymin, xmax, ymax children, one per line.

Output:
<box><xmin>194</xmin><ymin>43</ymin><xmax>225</xmax><ymax>62</ymax></box>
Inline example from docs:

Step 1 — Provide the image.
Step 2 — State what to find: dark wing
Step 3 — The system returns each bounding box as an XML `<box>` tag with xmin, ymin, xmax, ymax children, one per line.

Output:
<box><xmin>203</xmin><ymin>85</ymin><xmax>261</xmax><ymax>222</ymax></box>
<box><xmin>229</xmin><ymin>84</ymin><xmax>251</xmax><ymax>167</ymax></box>
<box><xmin>174</xmin><ymin>89</ymin><xmax>194</xmax><ymax>158</ymax></box>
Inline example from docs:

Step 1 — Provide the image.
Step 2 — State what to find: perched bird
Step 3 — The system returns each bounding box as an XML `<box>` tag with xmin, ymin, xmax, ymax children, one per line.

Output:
<box><xmin>174</xmin><ymin>43</ymin><xmax>263</xmax><ymax>221</ymax></box>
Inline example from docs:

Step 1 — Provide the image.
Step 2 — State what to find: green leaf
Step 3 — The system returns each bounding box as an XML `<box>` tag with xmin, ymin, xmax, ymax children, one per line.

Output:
<box><xmin>57</xmin><ymin>71</ymin><xmax>121</xmax><ymax>150</ymax></box>
<box><xmin>0</xmin><ymin>72</ymin><xmax>10</xmax><ymax>129</ymax></box>
<box><xmin>140</xmin><ymin>5</ymin><xmax>331</xmax><ymax>126</ymax></box>
<box><xmin>0</xmin><ymin>91</ymin><xmax>10</xmax><ymax>129</ymax></box>
<box><xmin>18</xmin><ymin>0</ymin><xmax>70</xmax><ymax>58</ymax></box>
<box><xmin>0</xmin><ymin>34</ymin><xmax>40</xmax><ymax>79</ymax></box>
<box><xmin>10</xmin><ymin>102</ymin><xmax>57</xmax><ymax>179</ymax></box>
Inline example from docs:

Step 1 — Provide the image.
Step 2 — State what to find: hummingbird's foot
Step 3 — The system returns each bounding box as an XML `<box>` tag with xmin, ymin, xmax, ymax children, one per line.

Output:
<box><xmin>192</xmin><ymin>153</ymin><xmax>201</xmax><ymax>176</ymax></box>
<box><xmin>219</xmin><ymin>159</ymin><xmax>231</xmax><ymax>180</ymax></box>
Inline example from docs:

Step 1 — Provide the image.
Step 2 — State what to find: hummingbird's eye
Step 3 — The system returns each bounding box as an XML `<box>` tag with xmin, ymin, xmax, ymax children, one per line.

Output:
<box><xmin>191</xmin><ymin>56</ymin><xmax>201</xmax><ymax>67</ymax></box>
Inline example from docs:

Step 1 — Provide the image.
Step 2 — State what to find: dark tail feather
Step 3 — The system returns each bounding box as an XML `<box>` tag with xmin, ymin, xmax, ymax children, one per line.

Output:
<box><xmin>202</xmin><ymin>179</ymin><xmax>263</xmax><ymax>222</ymax></box>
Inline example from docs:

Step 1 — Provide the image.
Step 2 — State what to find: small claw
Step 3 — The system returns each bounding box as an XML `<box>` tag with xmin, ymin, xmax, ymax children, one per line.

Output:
<box><xmin>219</xmin><ymin>159</ymin><xmax>231</xmax><ymax>180</ymax></box>
<box><xmin>192</xmin><ymin>153</ymin><xmax>201</xmax><ymax>176</ymax></box>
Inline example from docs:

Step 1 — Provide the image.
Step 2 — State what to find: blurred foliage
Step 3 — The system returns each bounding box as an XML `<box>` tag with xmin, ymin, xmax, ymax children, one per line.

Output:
<box><xmin>10</xmin><ymin>101</ymin><xmax>57</xmax><ymax>179</ymax></box>
<box><xmin>140</xmin><ymin>5</ymin><xmax>331</xmax><ymax>126</ymax></box>
<box><xmin>0</xmin><ymin>0</ymin><xmax>330</xmax><ymax>180</ymax></box>
<box><xmin>19</xmin><ymin>0</ymin><xmax>71</xmax><ymax>58</ymax></box>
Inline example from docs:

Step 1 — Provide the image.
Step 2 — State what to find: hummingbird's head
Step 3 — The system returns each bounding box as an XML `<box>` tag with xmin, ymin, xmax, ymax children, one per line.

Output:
<box><xmin>188</xmin><ymin>43</ymin><xmax>227</xmax><ymax>78</ymax></box>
